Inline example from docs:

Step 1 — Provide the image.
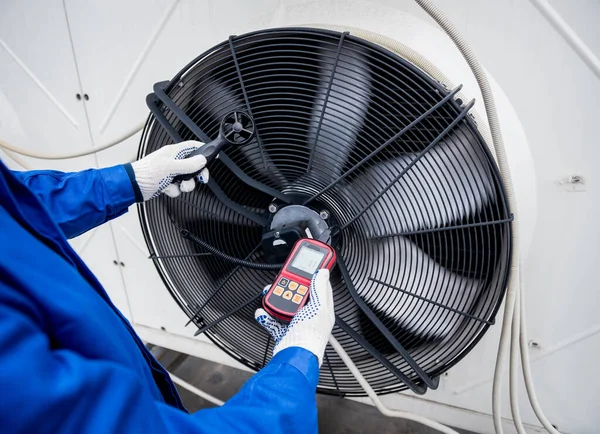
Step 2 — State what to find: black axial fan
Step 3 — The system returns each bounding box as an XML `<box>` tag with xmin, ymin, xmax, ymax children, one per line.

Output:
<box><xmin>138</xmin><ymin>27</ymin><xmax>512</xmax><ymax>397</ymax></box>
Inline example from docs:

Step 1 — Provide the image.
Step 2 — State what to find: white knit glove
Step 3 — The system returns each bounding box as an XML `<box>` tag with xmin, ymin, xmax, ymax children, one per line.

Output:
<box><xmin>131</xmin><ymin>141</ymin><xmax>210</xmax><ymax>201</ymax></box>
<box><xmin>255</xmin><ymin>269</ymin><xmax>335</xmax><ymax>366</ymax></box>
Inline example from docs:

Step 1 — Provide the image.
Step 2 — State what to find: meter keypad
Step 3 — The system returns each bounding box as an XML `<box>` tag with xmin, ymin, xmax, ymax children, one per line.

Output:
<box><xmin>270</xmin><ymin>278</ymin><xmax>308</xmax><ymax>313</ymax></box>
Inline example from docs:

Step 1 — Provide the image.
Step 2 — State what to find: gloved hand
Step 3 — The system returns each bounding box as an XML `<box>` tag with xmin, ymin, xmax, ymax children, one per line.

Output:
<box><xmin>131</xmin><ymin>141</ymin><xmax>210</xmax><ymax>201</ymax></box>
<box><xmin>255</xmin><ymin>269</ymin><xmax>335</xmax><ymax>366</ymax></box>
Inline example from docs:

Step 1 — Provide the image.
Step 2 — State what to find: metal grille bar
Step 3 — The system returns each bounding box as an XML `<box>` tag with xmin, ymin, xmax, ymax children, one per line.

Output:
<box><xmin>336</xmin><ymin>255</ymin><xmax>437</xmax><ymax>390</ymax></box>
<box><xmin>307</xmin><ymin>31</ymin><xmax>349</xmax><ymax>172</ymax></box>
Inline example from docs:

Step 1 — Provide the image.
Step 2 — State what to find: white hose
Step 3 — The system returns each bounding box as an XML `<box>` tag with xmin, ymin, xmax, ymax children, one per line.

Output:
<box><xmin>510</xmin><ymin>281</ymin><xmax>527</xmax><ymax>434</ymax></box>
<box><xmin>328</xmin><ymin>336</ymin><xmax>459</xmax><ymax>434</ymax></box>
<box><xmin>492</xmin><ymin>278</ymin><xmax>519</xmax><ymax>434</ymax></box>
<box><xmin>519</xmin><ymin>282</ymin><xmax>560</xmax><ymax>434</ymax></box>
<box><xmin>169</xmin><ymin>372</ymin><xmax>225</xmax><ymax>407</ymax></box>
<box><xmin>528</xmin><ymin>0</ymin><xmax>600</xmax><ymax>80</ymax></box>
<box><xmin>0</xmin><ymin>122</ymin><xmax>144</xmax><ymax>160</ymax></box>
<box><xmin>2</xmin><ymin>148</ymin><xmax>32</xmax><ymax>170</ymax></box>
<box><xmin>413</xmin><ymin>1</ymin><xmax>560</xmax><ymax>433</ymax></box>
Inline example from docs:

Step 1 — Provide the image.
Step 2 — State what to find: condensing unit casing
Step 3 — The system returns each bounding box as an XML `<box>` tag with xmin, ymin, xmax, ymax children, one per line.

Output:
<box><xmin>138</xmin><ymin>27</ymin><xmax>512</xmax><ymax>397</ymax></box>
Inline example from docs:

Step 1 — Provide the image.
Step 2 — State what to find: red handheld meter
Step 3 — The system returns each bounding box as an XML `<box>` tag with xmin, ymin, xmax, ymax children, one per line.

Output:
<box><xmin>262</xmin><ymin>238</ymin><xmax>336</xmax><ymax>322</ymax></box>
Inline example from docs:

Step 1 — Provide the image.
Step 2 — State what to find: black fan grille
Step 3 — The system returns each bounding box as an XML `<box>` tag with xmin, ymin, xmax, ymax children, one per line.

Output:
<box><xmin>138</xmin><ymin>28</ymin><xmax>511</xmax><ymax>396</ymax></box>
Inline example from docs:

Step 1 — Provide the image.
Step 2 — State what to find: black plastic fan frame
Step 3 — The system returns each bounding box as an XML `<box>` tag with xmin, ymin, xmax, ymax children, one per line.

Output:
<box><xmin>138</xmin><ymin>27</ymin><xmax>512</xmax><ymax>397</ymax></box>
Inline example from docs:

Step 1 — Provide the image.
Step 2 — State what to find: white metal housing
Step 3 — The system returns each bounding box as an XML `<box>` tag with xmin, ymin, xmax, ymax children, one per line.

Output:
<box><xmin>1</xmin><ymin>1</ymin><xmax>598</xmax><ymax>432</ymax></box>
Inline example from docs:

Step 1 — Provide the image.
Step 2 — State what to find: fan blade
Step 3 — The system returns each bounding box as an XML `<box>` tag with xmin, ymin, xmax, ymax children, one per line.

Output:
<box><xmin>307</xmin><ymin>47</ymin><xmax>371</xmax><ymax>180</ymax></box>
<box><xmin>345</xmin><ymin>127</ymin><xmax>495</xmax><ymax>236</ymax></box>
<box><xmin>354</xmin><ymin>237</ymin><xmax>480</xmax><ymax>339</ymax></box>
<box><xmin>167</xmin><ymin>188</ymin><xmax>262</xmax><ymax>228</ymax></box>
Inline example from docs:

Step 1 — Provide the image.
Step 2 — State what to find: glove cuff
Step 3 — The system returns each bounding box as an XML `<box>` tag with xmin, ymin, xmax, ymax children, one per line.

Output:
<box><xmin>123</xmin><ymin>163</ymin><xmax>144</xmax><ymax>203</ymax></box>
<box><xmin>131</xmin><ymin>158</ymin><xmax>157</xmax><ymax>201</ymax></box>
<box><xmin>274</xmin><ymin>325</ymin><xmax>330</xmax><ymax>367</ymax></box>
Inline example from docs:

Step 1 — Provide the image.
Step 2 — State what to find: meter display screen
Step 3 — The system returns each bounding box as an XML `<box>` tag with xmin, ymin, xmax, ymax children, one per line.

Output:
<box><xmin>290</xmin><ymin>246</ymin><xmax>325</xmax><ymax>274</ymax></box>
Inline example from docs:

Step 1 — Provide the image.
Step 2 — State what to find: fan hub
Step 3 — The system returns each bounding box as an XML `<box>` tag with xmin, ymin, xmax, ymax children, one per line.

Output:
<box><xmin>232</xmin><ymin>121</ymin><xmax>243</xmax><ymax>133</ymax></box>
<box><xmin>260</xmin><ymin>205</ymin><xmax>332</xmax><ymax>263</ymax></box>
<box><xmin>270</xmin><ymin>205</ymin><xmax>329</xmax><ymax>240</ymax></box>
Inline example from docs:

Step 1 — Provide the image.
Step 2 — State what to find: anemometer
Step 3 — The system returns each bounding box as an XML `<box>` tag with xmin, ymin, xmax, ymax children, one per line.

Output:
<box><xmin>262</xmin><ymin>238</ymin><xmax>336</xmax><ymax>322</ymax></box>
<box><xmin>174</xmin><ymin>110</ymin><xmax>255</xmax><ymax>182</ymax></box>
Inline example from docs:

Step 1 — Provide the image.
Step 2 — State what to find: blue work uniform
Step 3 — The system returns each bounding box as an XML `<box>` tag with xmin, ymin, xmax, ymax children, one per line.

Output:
<box><xmin>0</xmin><ymin>160</ymin><xmax>319</xmax><ymax>434</ymax></box>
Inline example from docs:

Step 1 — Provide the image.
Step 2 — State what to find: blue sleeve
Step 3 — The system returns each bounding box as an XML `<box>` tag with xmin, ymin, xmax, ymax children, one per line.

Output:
<box><xmin>0</xmin><ymin>286</ymin><xmax>319</xmax><ymax>434</ymax></box>
<box><xmin>11</xmin><ymin>164</ymin><xmax>138</xmax><ymax>238</ymax></box>
<box><xmin>190</xmin><ymin>347</ymin><xmax>320</xmax><ymax>434</ymax></box>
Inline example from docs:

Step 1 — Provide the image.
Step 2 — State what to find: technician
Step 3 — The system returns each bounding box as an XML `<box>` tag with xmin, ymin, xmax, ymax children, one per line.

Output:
<box><xmin>0</xmin><ymin>141</ymin><xmax>335</xmax><ymax>434</ymax></box>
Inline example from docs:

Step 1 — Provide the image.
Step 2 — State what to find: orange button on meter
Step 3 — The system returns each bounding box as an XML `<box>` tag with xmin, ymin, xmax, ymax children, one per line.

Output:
<box><xmin>273</xmin><ymin>286</ymin><xmax>284</xmax><ymax>296</ymax></box>
<box><xmin>292</xmin><ymin>294</ymin><xmax>303</xmax><ymax>304</ymax></box>
<box><xmin>283</xmin><ymin>291</ymin><xmax>293</xmax><ymax>300</ymax></box>
<box><xmin>297</xmin><ymin>285</ymin><xmax>308</xmax><ymax>295</ymax></box>
<box><xmin>289</xmin><ymin>281</ymin><xmax>298</xmax><ymax>290</ymax></box>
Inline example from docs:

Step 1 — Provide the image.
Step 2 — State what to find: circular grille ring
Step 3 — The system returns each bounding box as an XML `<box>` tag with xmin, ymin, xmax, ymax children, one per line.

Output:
<box><xmin>139</xmin><ymin>27</ymin><xmax>511</xmax><ymax>396</ymax></box>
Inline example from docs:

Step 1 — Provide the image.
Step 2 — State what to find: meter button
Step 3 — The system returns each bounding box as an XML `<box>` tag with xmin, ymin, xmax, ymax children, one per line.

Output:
<box><xmin>292</xmin><ymin>294</ymin><xmax>303</xmax><ymax>304</ymax></box>
<box><xmin>279</xmin><ymin>278</ymin><xmax>289</xmax><ymax>287</ymax></box>
<box><xmin>297</xmin><ymin>285</ymin><xmax>308</xmax><ymax>295</ymax></box>
<box><xmin>289</xmin><ymin>281</ymin><xmax>299</xmax><ymax>290</ymax></box>
<box><xmin>273</xmin><ymin>286</ymin><xmax>284</xmax><ymax>296</ymax></box>
<box><xmin>283</xmin><ymin>291</ymin><xmax>293</xmax><ymax>300</ymax></box>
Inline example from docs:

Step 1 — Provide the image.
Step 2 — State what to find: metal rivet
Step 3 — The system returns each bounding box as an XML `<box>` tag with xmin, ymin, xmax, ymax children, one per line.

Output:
<box><xmin>268</xmin><ymin>203</ymin><xmax>278</xmax><ymax>213</ymax></box>
<box><xmin>274</xmin><ymin>231</ymin><xmax>280</xmax><ymax>238</ymax></box>
<box><xmin>319</xmin><ymin>210</ymin><xmax>330</xmax><ymax>220</ymax></box>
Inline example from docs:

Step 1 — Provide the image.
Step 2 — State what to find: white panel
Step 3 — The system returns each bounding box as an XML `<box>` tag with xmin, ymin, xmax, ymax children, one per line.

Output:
<box><xmin>0</xmin><ymin>0</ymin><xmax>96</xmax><ymax>172</ymax></box>
<box><xmin>0</xmin><ymin>1</ymin><xmax>130</xmax><ymax>321</ymax></box>
<box><xmin>0</xmin><ymin>89</ymin><xmax>31</xmax><ymax>170</ymax></box>
<box><xmin>69</xmin><ymin>224</ymin><xmax>132</xmax><ymax>320</ymax></box>
<box><xmin>63</xmin><ymin>0</ymin><xmax>215</xmax><ymax>149</ymax></box>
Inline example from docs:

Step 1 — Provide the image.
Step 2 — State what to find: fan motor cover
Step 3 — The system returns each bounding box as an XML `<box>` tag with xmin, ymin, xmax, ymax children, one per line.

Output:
<box><xmin>138</xmin><ymin>27</ymin><xmax>512</xmax><ymax>396</ymax></box>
